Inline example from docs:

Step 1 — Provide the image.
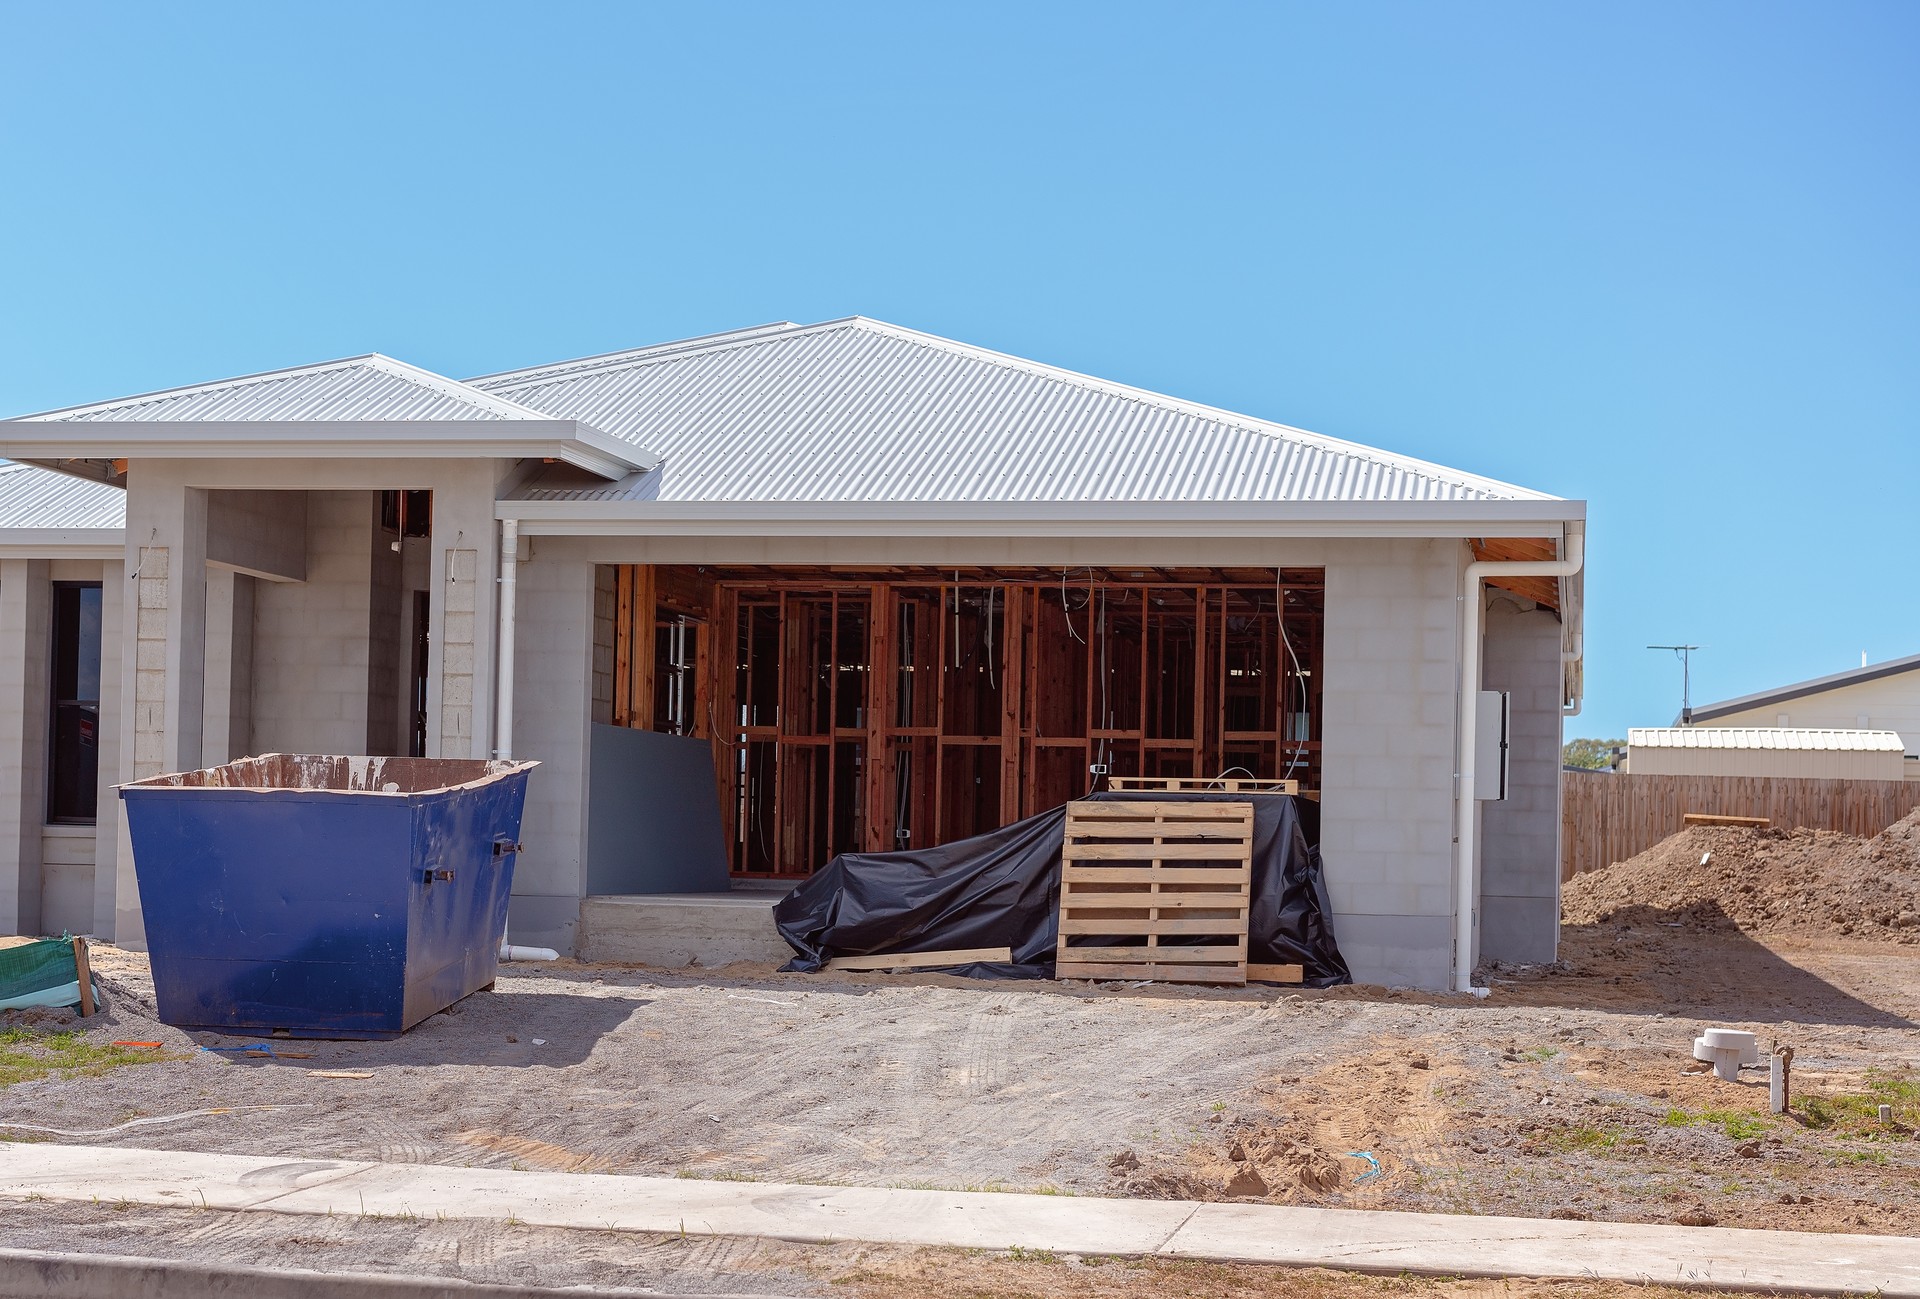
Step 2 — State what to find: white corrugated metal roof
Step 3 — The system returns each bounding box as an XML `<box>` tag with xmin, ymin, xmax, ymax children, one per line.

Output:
<box><xmin>0</xmin><ymin>462</ymin><xmax>125</xmax><ymax>531</ymax></box>
<box><xmin>480</xmin><ymin>318</ymin><xmax>1558</xmax><ymax>506</ymax></box>
<box><xmin>1629</xmin><ymin>727</ymin><xmax>1907</xmax><ymax>753</ymax></box>
<box><xmin>20</xmin><ymin>354</ymin><xmax>571</xmax><ymax>425</ymax></box>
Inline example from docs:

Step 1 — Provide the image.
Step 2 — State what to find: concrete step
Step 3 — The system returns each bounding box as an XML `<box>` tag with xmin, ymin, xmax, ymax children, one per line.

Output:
<box><xmin>578</xmin><ymin>892</ymin><xmax>794</xmax><ymax>967</ymax></box>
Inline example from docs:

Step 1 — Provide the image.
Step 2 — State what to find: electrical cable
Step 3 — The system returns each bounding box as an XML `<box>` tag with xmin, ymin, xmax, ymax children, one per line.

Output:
<box><xmin>1275</xmin><ymin>570</ymin><xmax>1310</xmax><ymax>780</ymax></box>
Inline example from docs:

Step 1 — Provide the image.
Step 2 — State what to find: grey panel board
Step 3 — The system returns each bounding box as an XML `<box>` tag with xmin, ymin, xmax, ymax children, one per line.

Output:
<box><xmin>587</xmin><ymin>725</ymin><xmax>731</xmax><ymax>895</ymax></box>
<box><xmin>1327</xmin><ymin>913</ymin><xmax>1453</xmax><ymax>989</ymax></box>
<box><xmin>506</xmin><ymin>893</ymin><xmax>583</xmax><ymax>957</ymax></box>
<box><xmin>1480</xmin><ymin>894</ymin><xmax>1560</xmax><ymax>966</ymax></box>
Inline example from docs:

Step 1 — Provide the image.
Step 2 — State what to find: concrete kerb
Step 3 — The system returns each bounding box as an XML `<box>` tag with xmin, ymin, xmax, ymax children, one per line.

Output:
<box><xmin>3</xmin><ymin>1144</ymin><xmax>1918</xmax><ymax>1298</ymax></box>
<box><xmin>0</xmin><ymin>1247</ymin><xmax>788</xmax><ymax>1299</ymax></box>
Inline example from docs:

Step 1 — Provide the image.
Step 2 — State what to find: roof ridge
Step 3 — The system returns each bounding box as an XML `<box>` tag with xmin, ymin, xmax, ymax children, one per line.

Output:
<box><xmin>835</xmin><ymin>318</ymin><xmax>1555</xmax><ymax>502</ymax></box>
<box><xmin>353</xmin><ymin>354</ymin><xmax>575</xmax><ymax>422</ymax></box>
<box><xmin>14</xmin><ymin>354</ymin><xmax>387</xmax><ymax>422</ymax></box>
<box><xmin>469</xmin><ymin>322</ymin><xmax>806</xmax><ymax>390</ymax></box>
<box><xmin>485</xmin><ymin>315</ymin><xmax>1552</xmax><ymax>501</ymax></box>
<box><xmin>13</xmin><ymin>353</ymin><xmax>575</xmax><ymax>424</ymax></box>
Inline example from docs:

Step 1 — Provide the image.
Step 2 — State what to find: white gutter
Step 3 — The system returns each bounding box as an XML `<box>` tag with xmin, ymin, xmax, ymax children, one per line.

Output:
<box><xmin>495</xmin><ymin>518</ymin><xmax>519</xmax><ymax>761</ymax></box>
<box><xmin>1453</xmin><ymin>528</ymin><xmax>1584</xmax><ymax>993</ymax></box>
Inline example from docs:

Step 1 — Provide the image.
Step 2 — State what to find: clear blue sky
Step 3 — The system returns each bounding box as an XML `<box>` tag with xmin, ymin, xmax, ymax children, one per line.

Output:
<box><xmin>3</xmin><ymin>3</ymin><xmax>1914</xmax><ymax>739</ymax></box>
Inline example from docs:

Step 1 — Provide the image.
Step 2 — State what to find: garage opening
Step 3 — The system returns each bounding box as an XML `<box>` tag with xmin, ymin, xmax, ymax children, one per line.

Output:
<box><xmin>595</xmin><ymin>565</ymin><xmax>1324</xmax><ymax>879</ymax></box>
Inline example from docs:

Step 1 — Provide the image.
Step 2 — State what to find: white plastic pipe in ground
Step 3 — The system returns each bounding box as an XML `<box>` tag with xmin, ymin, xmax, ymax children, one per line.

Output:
<box><xmin>1453</xmin><ymin>529</ymin><xmax>1584</xmax><ymax>993</ymax></box>
<box><xmin>499</xmin><ymin>939</ymin><xmax>559</xmax><ymax>962</ymax></box>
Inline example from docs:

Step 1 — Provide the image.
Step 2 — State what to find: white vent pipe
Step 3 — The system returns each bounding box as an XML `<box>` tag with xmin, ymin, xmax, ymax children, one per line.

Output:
<box><xmin>1453</xmin><ymin>529</ymin><xmax>1584</xmax><ymax>992</ymax></box>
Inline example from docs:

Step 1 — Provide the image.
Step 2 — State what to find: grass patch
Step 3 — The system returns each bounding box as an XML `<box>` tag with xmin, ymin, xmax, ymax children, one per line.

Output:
<box><xmin>1003</xmin><ymin>1246</ymin><xmax>1060</xmax><ymax>1264</ymax></box>
<box><xmin>1659</xmin><ymin>1107</ymin><xmax>1771</xmax><ymax>1141</ymax></box>
<box><xmin>1523</xmin><ymin>1046</ymin><xmax>1560</xmax><ymax>1063</ymax></box>
<box><xmin>1539</xmin><ymin>1124</ymin><xmax>1620</xmax><ymax>1154</ymax></box>
<box><xmin>1797</xmin><ymin>1070</ymin><xmax>1920</xmax><ymax>1139</ymax></box>
<box><xmin>0</xmin><ymin>1029</ymin><xmax>177</xmax><ymax>1089</ymax></box>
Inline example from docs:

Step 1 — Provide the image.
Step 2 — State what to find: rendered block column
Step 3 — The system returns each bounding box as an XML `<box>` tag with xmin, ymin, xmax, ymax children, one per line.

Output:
<box><xmin>1479</xmin><ymin>596</ymin><xmax>1565</xmax><ymax>965</ymax></box>
<box><xmin>0</xmin><ymin>559</ymin><xmax>51</xmax><ymax>935</ymax></box>
<box><xmin>115</xmin><ymin>469</ymin><xmax>211</xmax><ymax>948</ymax></box>
<box><xmin>91</xmin><ymin>559</ymin><xmax>125</xmax><ymax>939</ymax></box>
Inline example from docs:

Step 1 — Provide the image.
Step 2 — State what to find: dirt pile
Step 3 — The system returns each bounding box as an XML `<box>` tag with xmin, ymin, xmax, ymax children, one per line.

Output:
<box><xmin>1563</xmin><ymin>807</ymin><xmax>1920</xmax><ymax>942</ymax></box>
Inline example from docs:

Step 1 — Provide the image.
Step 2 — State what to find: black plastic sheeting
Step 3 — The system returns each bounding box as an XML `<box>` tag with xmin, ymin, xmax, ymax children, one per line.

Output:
<box><xmin>773</xmin><ymin>792</ymin><xmax>1351</xmax><ymax>987</ymax></box>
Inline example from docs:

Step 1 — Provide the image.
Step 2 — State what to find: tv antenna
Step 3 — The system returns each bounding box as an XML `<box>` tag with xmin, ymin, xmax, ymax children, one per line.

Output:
<box><xmin>1648</xmin><ymin>644</ymin><xmax>1701</xmax><ymax>723</ymax></box>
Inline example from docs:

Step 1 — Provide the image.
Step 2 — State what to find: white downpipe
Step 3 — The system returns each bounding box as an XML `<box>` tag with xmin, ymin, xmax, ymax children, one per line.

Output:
<box><xmin>1453</xmin><ymin>529</ymin><xmax>1584</xmax><ymax>992</ymax></box>
<box><xmin>1562</xmin><ymin>634</ymin><xmax>1584</xmax><ymax>718</ymax></box>
<box><xmin>492</xmin><ymin>519</ymin><xmax>551</xmax><ymax>960</ymax></box>
<box><xmin>495</xmin><ymin>518</ymin><xmax>519</xmax><ymax>761</ymax></box>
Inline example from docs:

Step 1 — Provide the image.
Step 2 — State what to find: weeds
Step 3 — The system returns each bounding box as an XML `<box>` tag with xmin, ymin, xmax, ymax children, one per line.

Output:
<box><xmin>0</xmin><ymin>1029</ymin><xmax>176</xmax><ymax>1089</ymax></box>
<box><xmin>1003</xmin><ymin>1246</ymin><xmax>1060</xmax><ymax>1264</ymax></box>
<box><xmin>1797</xmin><ymin>1071</ymin><xmax>1920</xmax><ymax>1139</ymax></box>
<box><xmin>1539</xmin><ymin>1124</ymin><xmax>1620</xmax><ymax>1154</ymax></box>
<box><xmin>1660</xmin><ymin>1107</ymin><xmax>1770</xmax><ymax>1141</ymax></box>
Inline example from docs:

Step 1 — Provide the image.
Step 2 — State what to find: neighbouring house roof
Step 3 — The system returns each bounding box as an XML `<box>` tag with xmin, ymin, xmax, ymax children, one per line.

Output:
<box><xmin>478</xmin><ymin>317</ymin><xmax>1566</xmax><ymax>508</ymax></box>
<box><xmin>0</xmin><ymin>461</ymin><xmax>125</xmax><ymax>550</ymax></box>
<box><xmin>1686</xmin><ymin>654</ymin><xmax>1920</xmax><ymax>725</ymax></box>
<box><xmin>1630</xmin><ymin>727</ymin><xmax>1907</xmax><ymax>753</ymax></box>
<box><xmin>0</xmin><ymin>355</ymin><xmax>650</xmax><ymax>480</ymax></box>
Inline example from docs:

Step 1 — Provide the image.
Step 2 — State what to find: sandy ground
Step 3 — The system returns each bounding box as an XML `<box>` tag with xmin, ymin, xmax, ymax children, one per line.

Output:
<box><xmin>2</xmin><ymin>916</ymin><xmax>1916</xmax><ymax>1248</ymax></box>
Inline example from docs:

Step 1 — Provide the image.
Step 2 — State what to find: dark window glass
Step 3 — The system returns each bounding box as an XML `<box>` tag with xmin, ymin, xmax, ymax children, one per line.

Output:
<box><xmin>49</xmin><ymin>582</ymin><xmax>102</xmax><ymax>824</ymax></box>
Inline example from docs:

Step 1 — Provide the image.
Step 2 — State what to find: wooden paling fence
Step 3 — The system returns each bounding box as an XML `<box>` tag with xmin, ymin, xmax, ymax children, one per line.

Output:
<box><xmin>1561</xmin><ymin>772</ymin><xmax>1920</xmax><ymax>882</ymax></box>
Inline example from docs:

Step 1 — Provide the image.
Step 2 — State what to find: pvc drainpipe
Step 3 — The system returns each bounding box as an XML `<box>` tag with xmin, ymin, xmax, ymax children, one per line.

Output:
<box><xmin>1562</xmin><ymin>634</ymin><xmax>1584</xmax><ymax>718</ymax></box>
<box><xmin>491</xmin><ymin>519</ymin><xmax>557</xmax><ymax>962</ymax></box>
<box><xmin>1453</xmin><ymin>529</ymin><xmax>1584</xmax><ymax>992</ymax></box>
<box><xmin>495</xmin><ymin>518</ymin><xmax>519</xmax><ymax>761</ymax></box>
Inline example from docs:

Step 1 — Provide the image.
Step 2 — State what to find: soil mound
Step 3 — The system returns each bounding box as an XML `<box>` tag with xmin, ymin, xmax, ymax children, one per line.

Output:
<box><xmin>1562</xmin><ymin>807</ymin><xmax>1920</xmax><ymax>942</ymax></box>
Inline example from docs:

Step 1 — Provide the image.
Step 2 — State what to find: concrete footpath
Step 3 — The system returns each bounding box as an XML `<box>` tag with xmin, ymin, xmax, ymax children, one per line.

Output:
<box><xmin>3</xmin><ymin>1144</ymin><xmax>1917</xmax><ymax>1297</ymax></box>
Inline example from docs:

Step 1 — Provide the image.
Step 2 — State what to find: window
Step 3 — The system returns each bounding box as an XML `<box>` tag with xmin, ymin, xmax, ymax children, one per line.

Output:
<box><xmin>49</xmin><ymin>582</ymin><xmax>103</xmax><ymax>824</ymax></box>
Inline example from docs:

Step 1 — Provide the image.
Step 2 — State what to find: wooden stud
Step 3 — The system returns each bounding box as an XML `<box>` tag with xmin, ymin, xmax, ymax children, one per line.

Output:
<box><xmin>71</xmin><ymin>936</ymin><xmax>94</xmax><ymax>1017</ymax></box>
<box><xmin>825</xmin><ymin>946</ymin><xmax>1014</xmax><ymax>971</ymax></box>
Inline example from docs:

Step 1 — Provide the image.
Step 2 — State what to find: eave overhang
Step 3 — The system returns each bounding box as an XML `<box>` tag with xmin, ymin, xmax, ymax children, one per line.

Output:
<box><xmin>0</xmin><ymin>420</ymin><xmax>652</xmax><ymax>481</ymax></box>
<box><xmin>497</xmin><ymin>496</ymin><xmax>1588</xmax><ymax>539</ymax></box>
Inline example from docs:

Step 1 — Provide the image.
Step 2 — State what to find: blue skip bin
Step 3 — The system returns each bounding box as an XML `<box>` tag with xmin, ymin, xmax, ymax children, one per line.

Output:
<box><xmin>120</xmin><ymin>755</ymin><xmax>538</xmax><ymax>1039</ymax></box>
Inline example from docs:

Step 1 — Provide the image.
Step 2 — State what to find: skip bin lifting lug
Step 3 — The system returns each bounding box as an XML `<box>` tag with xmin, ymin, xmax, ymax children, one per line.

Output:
<box><xmin>422</xmin><ymin>868</ymin><xmax>456</xmax><ymax>884</ymax></box>
<box><xmin>492</xmin><ymin>839</ymin><xmax>521</xmax><ymax>857</ymax></box>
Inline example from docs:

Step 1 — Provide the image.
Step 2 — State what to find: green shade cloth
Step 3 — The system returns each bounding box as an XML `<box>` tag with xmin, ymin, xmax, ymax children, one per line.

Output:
<box><xmin>0</xmin><ymin>938</ymin><xmax>94</xmax><ymax>1011</ymax></box>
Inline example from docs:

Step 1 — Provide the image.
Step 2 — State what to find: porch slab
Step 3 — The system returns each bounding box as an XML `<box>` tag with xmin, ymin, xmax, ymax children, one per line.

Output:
<box><xmin>578</xmin><ymin>892</ymin><xmax>794</xmax><ymax>968</ymax></box>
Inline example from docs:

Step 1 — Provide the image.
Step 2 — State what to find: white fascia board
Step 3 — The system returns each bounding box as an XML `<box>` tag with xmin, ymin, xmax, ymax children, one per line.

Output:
<box><xmin>0</xmin><ymin>529</ymin><xmax>125</xmax><ymax>558</ymax></box>
<box><xmin>0</xmin><ymin>421</ymin><xmax>651</xmax><ymax>480</ymax></box>
<box><xmin>500</xmin><ymin>498</ymin><xmax>1588</xmax><ymax>539</ymax></box>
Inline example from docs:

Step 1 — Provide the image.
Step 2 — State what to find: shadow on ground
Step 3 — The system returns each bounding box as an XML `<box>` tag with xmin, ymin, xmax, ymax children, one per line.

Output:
<box><xmin>1486</xmin><ymin>904</ymin><xmax>1917</xmax><ymax>1029</ymax></box>
<box><xmin>194</xmin><ymin>989</ymin><xmax>650</xmax><ymax>1070</ymax></box>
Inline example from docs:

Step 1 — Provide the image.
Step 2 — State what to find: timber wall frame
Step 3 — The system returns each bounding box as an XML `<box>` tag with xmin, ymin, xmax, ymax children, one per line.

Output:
<box><xmin>605</xmin><ymin>565</ymin><xmax>1325</xmax><ymax>878</ymax></box>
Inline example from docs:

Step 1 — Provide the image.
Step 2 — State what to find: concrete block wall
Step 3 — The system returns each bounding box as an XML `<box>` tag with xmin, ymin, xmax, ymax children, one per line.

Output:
<box><xmin>366</xmin><ymin>513</ymin><xmax>404</xmax><ymax>755</ymax></box>
<box><xmin>252</xmin><ymin>491</ymin><xmax>380</xmax><ymax>756</ymax></box>
<box><xmin>0</xmin><ymin>558</ymin><xmax>51</xmax><ymax>935</ymax></box>
<box><xmin>92</xmin><ymin>558</ymin><xmax>123</xmax><ymax>939</ymax></box>
<box><xmin>591</xmin><ymin>565</ymin><xmax>615</xmax><ymax>727</ymax></box>
<box><xmin>504</xmin><ymin>539</ymin><xmax>597</xmax><ymax>953</ymax></box>
<box><xmin>1315</xmin><ymin>537</ymin><xmax>1464</xmax><ymax>988</ymax></box>
<box><xmin>1479</xmin><ymin>595</ymin><xmax>1566</xmax><ymax>965</ymax></box>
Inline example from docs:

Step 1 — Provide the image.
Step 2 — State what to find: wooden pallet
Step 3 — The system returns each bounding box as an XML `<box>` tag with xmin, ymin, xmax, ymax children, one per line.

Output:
<box><xmin>1055</xmin><ymin>800</ymin><xmax>1255</xmax><ymax>985</ymax></box>
<box><xmin>1105</xmin><ymin>776</ymin><xmax>1298</xmax><ymax>795</ymax></box>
